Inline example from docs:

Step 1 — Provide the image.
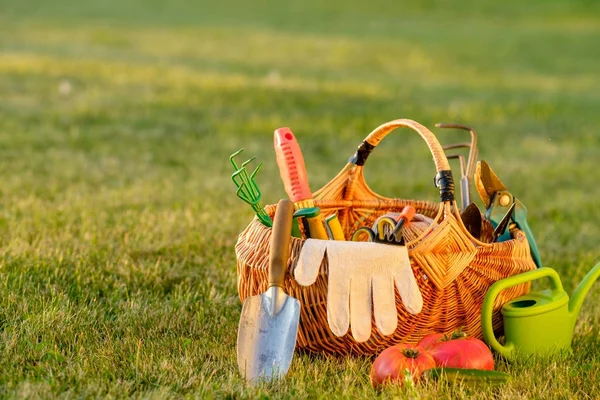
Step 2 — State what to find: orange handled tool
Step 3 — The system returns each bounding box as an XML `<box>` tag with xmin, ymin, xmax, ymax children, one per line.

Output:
<box><xmin>274</xmin><ymin>127</ymin><xmax>330</xmax><ymax>240</ymax></box>
<box><xmin>391</xmin><ymin>206</ymin><xmax>416</xmax><ymax>238</ymax></box>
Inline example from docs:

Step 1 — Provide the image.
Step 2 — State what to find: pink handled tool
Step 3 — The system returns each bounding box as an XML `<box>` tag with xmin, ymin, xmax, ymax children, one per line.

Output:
<box><xmin>274</xmin><ymin>127</ymin><xmax>335</xmax><ymax>240</ymax></box>
<box><xmin>274</xmin><ymin>128</ymin><xmax>314</xmax><ymax>210</ymax></box>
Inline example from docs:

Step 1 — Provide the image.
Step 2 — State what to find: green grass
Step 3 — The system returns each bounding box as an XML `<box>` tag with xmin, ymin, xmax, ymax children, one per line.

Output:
<box><xmin>1</xmin><ymin>0</ymin><xmax>600</xmax><ymax>397</ymax></box>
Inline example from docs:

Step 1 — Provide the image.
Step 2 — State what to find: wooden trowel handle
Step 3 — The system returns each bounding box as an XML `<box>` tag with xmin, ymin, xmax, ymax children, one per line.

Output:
<box><xmin>269</xmin><ymin>199</ymin><xmax>295</xmax><ymax>288</ymax></box>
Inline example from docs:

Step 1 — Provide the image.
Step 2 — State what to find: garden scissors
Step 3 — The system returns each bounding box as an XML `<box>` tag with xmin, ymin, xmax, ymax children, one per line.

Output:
<box><xmin>475</xmin><ymin>160</ymin><xmax>542</xmax><ymax>268</ymax></box>
<box><xmin>350</xmin><ymin>206</ymin><xmax>415</xmax><ymax>245</ymax></box>
<box><xmin>351</xmin><ymin>217</ymin><xmax>402</xmax><ymax>244</ymax></box>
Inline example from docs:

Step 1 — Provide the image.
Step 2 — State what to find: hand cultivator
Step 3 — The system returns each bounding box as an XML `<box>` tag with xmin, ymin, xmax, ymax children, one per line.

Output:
<box><xmin>229</xmin><ymin>148</ymin><xmax>272</xmax><ymax>227</ymax></box>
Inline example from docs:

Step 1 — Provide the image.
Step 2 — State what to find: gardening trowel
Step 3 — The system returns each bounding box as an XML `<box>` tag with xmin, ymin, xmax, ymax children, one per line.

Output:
<box><xmin>237</xmin><ymin>199</ymin><xmax>300</xmax><ymax>383</ymax></box>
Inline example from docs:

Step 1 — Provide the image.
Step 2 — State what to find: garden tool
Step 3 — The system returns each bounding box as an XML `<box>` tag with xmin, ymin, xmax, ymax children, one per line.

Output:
<box><xmin>460</xmin><ymin>202</ymin><xmax>482</xmax><ymax>240</ymax></box>
<box><xmin>274</xmin><ymin>127</ymin><xmax>329</xmax><ymax>239</ymax></box>
<box><xmin>374</xmin><ymin>216</ymin><xmax>401</xmax><ymax>243</ymax></box>
<box><xmin>351</xmin><ymin>207</ymin><xmax>415</xmax><ymax>244</ymax></box>
<box><xmin>237</xmin><ymin>199</ymin><xmax>300</xmax><ymax>383</ymax></box>
<box><xmin>446</xmin><ymin>151</ymin><xmax>484</xmax><ymax>239</ymax></box>
<box><xmin>351</xmin><ymin>219</ymin><xmax>402</xmax><ymax>244</ymax></box>
<box><xmin>475</xmin><ymin>160</ymin><xmax>542</xmax><ymax>267</ymax></box>
<box><xmin>493</xmin><ymin>202</ymin><xmax>516</xmax><ymax>242</ymax></box>
<box><xmin>482</xmin><ymin>262</ymin><xmax>600</xmax><ymax>361</ymax></box>
<box><xmin>437</xmin><ymin>123</ymin><xmax>479</xmax><ymax>209</ymax></box>
<box><xmin>325</xmin><ymin>214</ymin><xmax>345</xmax><ymax>240</ymax></box>
<box><xmin>350</xmin><ymin>226</ymin><xmax>378</xmax><ymax>243</ymax></box>
<box><xmin>447</xmin><ymin>153</ymin><xmax>470</xmax><ymax>210</ymax></box>
<box><xmin>294</xmin><ymin>239</ymin><xmax>422</xmax><ymax>342</ymax></box>
<box><xmin>391</xmin><ymin>206</ymin><xmax>416</xmax><ymax>240</ymax></box>
<box><xmin>230</xmin><ymin>148</ymin><xmax>272</xmax><ymax>228</ymax></box>
<box><xmin>293</xmin><ymin>207</ymin><xmax>328</xmax><ymax>240</ymax></box>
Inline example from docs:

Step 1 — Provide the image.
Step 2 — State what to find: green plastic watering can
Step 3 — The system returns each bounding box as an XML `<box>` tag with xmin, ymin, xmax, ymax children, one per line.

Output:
<box><xmin>482</xmin><ymin>263</ymin><xmax>600</xmax><ymax>361</ymax></box>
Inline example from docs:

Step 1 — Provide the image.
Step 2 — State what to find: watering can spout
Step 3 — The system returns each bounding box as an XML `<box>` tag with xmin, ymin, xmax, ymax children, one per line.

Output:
<box><xmin>568</xmin><ymin>262</ymin><xmax>600</xmax><ymax>320</ymax></box>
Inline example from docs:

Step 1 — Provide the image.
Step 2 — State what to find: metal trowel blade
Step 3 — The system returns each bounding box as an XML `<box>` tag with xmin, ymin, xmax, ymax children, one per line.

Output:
<box><xmin>237</xmin><ymin>286</ymin><xmax>300</xmax><ymax>384</ymax></box>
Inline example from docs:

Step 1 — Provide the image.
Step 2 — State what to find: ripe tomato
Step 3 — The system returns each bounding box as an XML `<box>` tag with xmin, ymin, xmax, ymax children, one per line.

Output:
<box><xmin>370</xmin><ymin>344</ymin><xmax>436</xmax><ymax>387</ymax></box>
<box><xmin>417</xmin><ymin>330</ymin><xmax>494</xmax><ymax>370</ymax></box>
<box><xmin>416</xmin><ymin>333</ymin><xmax>445</xmax><ymax>350</ymax></box>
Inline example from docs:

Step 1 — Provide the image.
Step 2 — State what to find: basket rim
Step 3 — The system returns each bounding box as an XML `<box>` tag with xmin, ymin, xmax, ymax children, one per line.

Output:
<box><xmin>261</xmin><ymin>199</ymin><xmax>525</xmax><ymax>250</ymax></box>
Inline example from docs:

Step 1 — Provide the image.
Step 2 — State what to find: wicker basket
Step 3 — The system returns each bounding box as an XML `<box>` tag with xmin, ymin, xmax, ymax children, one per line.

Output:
<box><xmin>236</xmin><ymin>119</ymin><xmax>536</xmax><ymax>356</ymax></box>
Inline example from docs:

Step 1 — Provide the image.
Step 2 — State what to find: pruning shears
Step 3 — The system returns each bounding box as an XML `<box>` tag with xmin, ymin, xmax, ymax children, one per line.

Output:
<box><xmin>475</xmin><ymin>160</ymin><xmax>542</xmax><ymax>268</ymax></box>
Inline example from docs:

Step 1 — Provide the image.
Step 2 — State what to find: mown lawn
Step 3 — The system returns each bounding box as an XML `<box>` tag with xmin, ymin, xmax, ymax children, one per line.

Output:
<box><xmin>1</xmin><ymin>0</ymin><xmax>600</xmax><ymax>398</ymax></box>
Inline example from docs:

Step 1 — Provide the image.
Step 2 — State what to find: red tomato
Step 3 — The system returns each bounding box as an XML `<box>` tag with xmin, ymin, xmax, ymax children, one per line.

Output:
<box><xmin>433</xmin><ymin>337</ymin><xmax>494</xmax><ymax>370</ymax></box>
<box><xmin>370</xmin><ymin>344</ymin><xmax>436</xmax><ymax>387</ymax></box>
<box><xmin>417</xmin><ymin>333</ymin><xmax>445</xmax><ymax>350</ymax></box>
<box><xmin>418</xmin><ymin>330</ymin><xmax>494</xmax><ymax>370</ymax></box>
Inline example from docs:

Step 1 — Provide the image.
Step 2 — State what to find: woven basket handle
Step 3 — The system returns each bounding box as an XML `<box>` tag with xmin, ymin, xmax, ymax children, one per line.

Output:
<box><xmin>348</xmin><ymin>119</ymin><xmax>455</xmax><ymax>203</ymax></box>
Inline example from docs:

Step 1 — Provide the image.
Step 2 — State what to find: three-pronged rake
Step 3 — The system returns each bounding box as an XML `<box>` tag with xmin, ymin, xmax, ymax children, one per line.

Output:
<box><xmin>230</xmin><ymin>148</ymin><xmax>272</xmax><ymax>227</ymax></box>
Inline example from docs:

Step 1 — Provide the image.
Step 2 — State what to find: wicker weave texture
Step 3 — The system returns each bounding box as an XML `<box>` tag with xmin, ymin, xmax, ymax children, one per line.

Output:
<box><xmin>235</xmin><ymin>119</ymin><xmax>537</xmax><ymax>355</ymax></box>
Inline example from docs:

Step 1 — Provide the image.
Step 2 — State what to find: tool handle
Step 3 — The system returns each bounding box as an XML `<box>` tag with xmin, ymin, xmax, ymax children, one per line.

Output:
<box><xmin>294</xmin><ymin>207</ymin><xmax>328</xmax><ymax>240</ymax></box>
<box><xmin>398</xmin><ymin>205</ymin><xmax>416</xmax><ymax>224</ymax></box>
<box><xmin>351</xmin><ymin>227</ymin><xmax>375</xmax><ymax>242</ymax></box>
<box><xmin>325</xmin><ymin>214</ymin><xmax>345</xmax><ymax>240</ymax></box>
<box><xmin>513</xmin><ymin>205</ymin><xmax>542</xmax><ymax>268</ymax></box>
<box><xmin>460</xmin><ymin>176</ymin><xmax>470</xmax><ymax>209</ymax></box>
<box><xmin>481</xmin><ymin>267</ymin><xmax>563</xmax><ymax>359</ymax></box>
<box><xmin>435</xmin><ymin>122</ymin><xmax>479</xmax><ymax>180</ymax></box>
<box><xmin>269</xmin><ymin>199</ymin><xmax>295</xmax><ymax>288</ymax></box>
<box><xmin>274</xmin><ymin>128</ymin><xmax>313</xmax><ymax>205</ymax></box>
<box><xmin>306</xmin><ymin>216</ymin><xmax>329</xmax><ymax>240</ymax></box>
<box><xmin>392</xmin><ymin>206</ymin><xmax>416</xmax><ymax>236</ymax></box>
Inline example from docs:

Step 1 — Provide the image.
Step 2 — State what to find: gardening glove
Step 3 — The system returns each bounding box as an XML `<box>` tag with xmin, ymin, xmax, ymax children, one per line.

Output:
<box><xmin>294</xmin><ymin>239</ymin><xmax>422</xmax><ymax>343</ymax></box>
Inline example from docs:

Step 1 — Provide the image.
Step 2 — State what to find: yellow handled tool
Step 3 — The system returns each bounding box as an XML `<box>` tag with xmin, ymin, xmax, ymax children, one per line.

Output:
<box><xmin>293</xmin><ymin>207</ymin><xmax>328</xmax><ymax>240</ymax></box>
<box><xmin>325</xmin><ymin>214</ymin><xmax>345</xmax><ymax>241</ymax></box>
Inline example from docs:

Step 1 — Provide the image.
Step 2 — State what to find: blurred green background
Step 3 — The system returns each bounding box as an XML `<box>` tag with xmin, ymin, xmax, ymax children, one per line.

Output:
<box><xmin>1</xmin><ymin>0</ymin><xmax>599</xmax><ymax>398</ymax></box>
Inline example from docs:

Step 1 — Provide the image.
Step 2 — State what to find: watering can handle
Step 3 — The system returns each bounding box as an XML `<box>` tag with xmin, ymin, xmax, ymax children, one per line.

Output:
<box><xmin>481</xmin><ymin>267</ymin><xmax>563</xmax><ymax>358</ymax></box>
